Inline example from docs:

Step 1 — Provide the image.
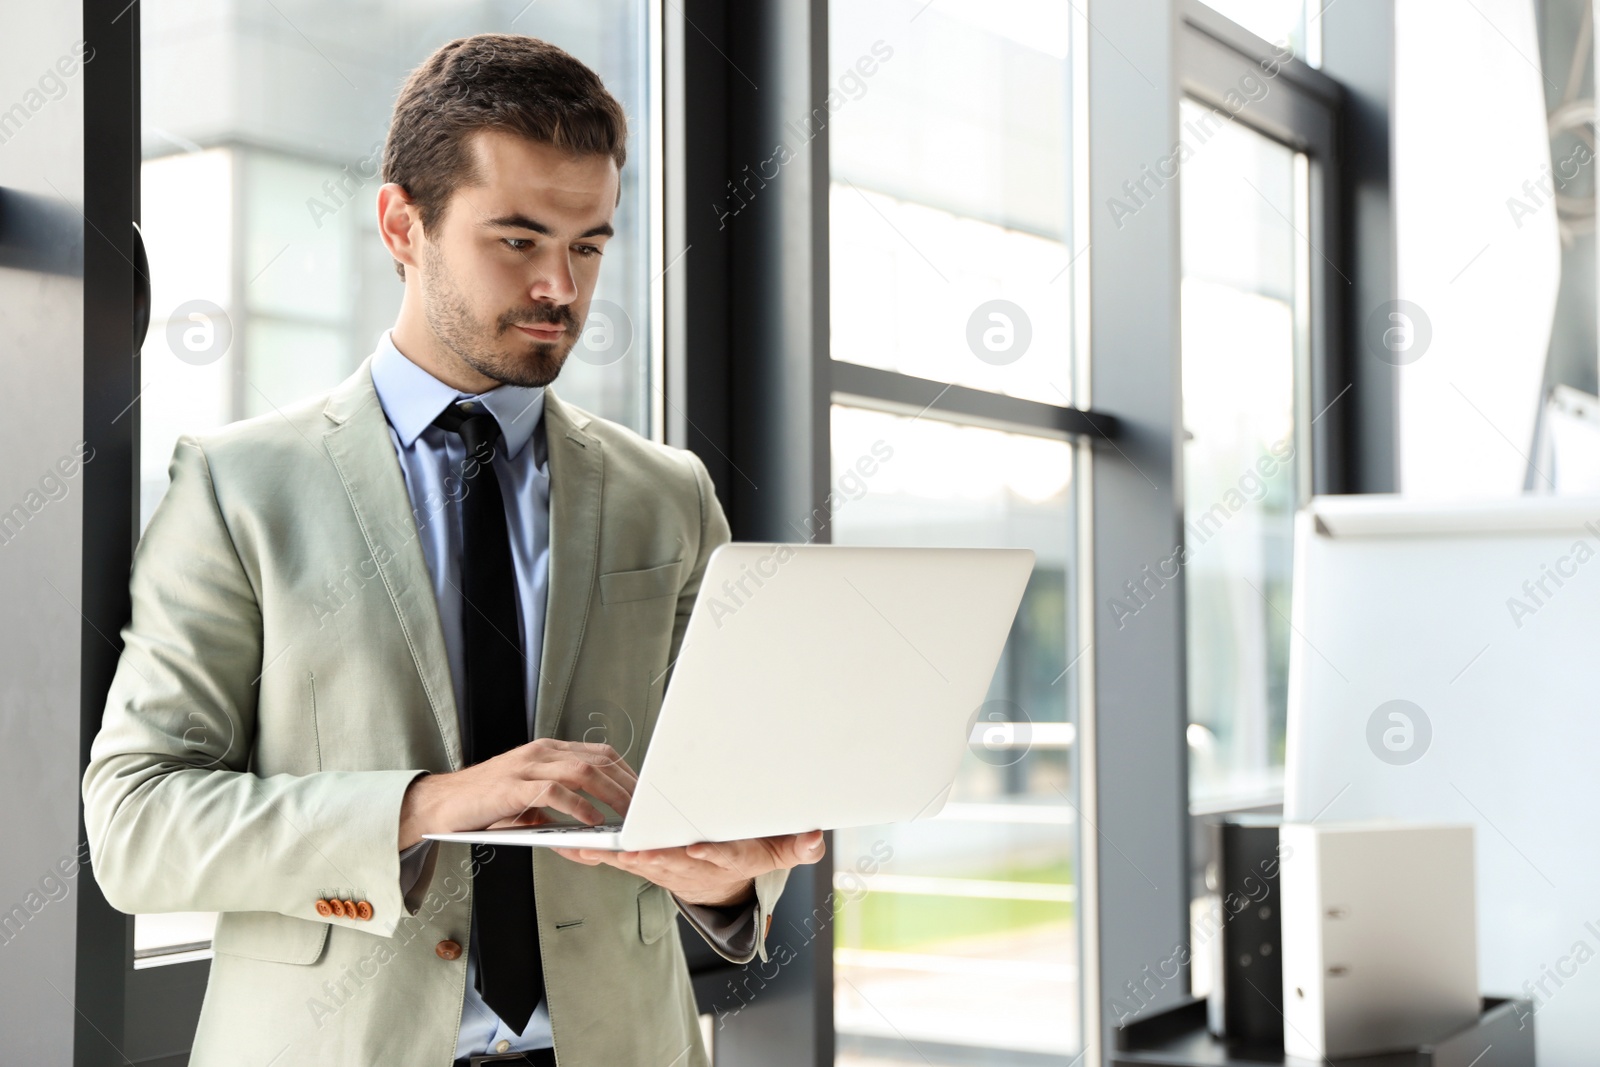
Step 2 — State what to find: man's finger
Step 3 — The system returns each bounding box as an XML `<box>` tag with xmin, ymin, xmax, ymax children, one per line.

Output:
<box><xmin>551</xmin><ymin>847</ymin><xmax>605</xmax><ymax>865</ymax></box>
<box><xmin>529</xmin><ymin>738</ymin><xmax>639</xmax><ymax>780</ymax></box>
<box><xmin>749</xmin><ymin>830</ymin><xmax>825</xmax><ymax>871</ymax></box>
<box><xmin>785</xmin><ymin>830</ymin><xmax>827</xmax><ymax>866</ymax></box>
<box><xmin>524</xmin><ymin>757</ymin><xmax>634</xmax><ymax>817</ymax></box>
<box><xmin>486</xmin><ymin>809</ymin><xmax>553</xmax><ymax>830</ymax></box>
<box><xmin>573</xmin><ymin>847</ymin><xmax>698</xmax><ymax>879</ymax></box>
<box><xmin>567</xmin><ymin>848</ymin><xmax>648</xmax><ymax>873</ymax></box>
<box><xmin>510</xmin><ymin>781</ymin><xmax>606</xmax><ymax>827</ymax></box>
<box><xmin>683</xmin><ymin>840</ymin><xmax>749</xmax><ymax>870</ymax></box>
<box><xmin>565</xmin><ymin>753</ymin><xmax>638</xmax><ymax>797</ymax></box>
<box><xmin>686</xmin><ymin>831</ymin><xmax>825</xmax><ymax>873</ymax></box>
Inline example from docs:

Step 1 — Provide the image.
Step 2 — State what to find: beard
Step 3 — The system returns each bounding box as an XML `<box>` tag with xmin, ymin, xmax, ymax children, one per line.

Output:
<box><xmin>419</xmin><ymin>241</ymin><xmax>578</xmax><ymax>389</ymax></box>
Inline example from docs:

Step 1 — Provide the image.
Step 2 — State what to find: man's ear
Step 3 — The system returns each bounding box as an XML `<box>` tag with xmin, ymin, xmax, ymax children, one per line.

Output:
<box><xmin>377</xmin><ymin>182</ymin><xmax>422</xmax><ymax>279</ymax></box>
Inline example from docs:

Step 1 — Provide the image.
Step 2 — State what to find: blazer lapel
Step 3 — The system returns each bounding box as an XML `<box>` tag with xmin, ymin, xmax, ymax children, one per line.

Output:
<box><xmin>536</xmin><ymin>387</ymin><xmax>604</xmax><ymax>740</ymax></box>
<box><xmin>321</xmin><ymin>355</ymin><xmax>464</xmax><ymax>770</ymax></box>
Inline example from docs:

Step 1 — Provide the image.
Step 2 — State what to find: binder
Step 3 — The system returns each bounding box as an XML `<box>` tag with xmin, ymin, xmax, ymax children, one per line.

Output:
<box><xmin>1279</xmin><ymin>822</ymin><xmax>1480</xmax><ymax>1059</ymax></box>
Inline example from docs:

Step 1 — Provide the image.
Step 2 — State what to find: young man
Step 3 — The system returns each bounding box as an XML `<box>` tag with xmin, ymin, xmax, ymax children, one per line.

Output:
<box><xmin>83</xmin><ymin>34</ymin><xmax>821</xmax><ymax>1067</ymax></box>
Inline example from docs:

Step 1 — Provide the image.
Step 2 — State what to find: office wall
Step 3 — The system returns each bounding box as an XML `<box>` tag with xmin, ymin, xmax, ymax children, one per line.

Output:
<box><xmin>1394</xmin><ymin>0</ymin><xmax>1563</xmax><ymax>497</ymax></box>
<box><xmin>0</xmin><ymin>3</ymin><xmax>88</xmax><ymax>1062</ymax></box>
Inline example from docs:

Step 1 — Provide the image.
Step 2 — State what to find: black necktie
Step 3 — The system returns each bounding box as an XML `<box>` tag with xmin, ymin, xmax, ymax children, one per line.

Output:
<box><xmin>431</xmin><ymin>400</ymin><xmax>544</xmax><ymax>1033</ymax></box>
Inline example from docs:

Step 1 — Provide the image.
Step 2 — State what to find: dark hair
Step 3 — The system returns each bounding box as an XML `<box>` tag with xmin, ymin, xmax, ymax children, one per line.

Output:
<box><xmin>382</xmin><ymin>33</ymin><xmax>629</xmax><ymax>279</ymax></box>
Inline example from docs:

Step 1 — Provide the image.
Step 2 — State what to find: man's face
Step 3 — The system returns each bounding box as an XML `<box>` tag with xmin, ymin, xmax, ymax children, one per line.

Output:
<box><xmin>417</xmin><ymin>129</ymin><xmax>618</xmax><ymax>389</ymax></box>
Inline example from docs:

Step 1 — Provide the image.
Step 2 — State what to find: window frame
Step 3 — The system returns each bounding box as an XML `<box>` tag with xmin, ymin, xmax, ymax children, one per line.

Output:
<box><xmin>1173</xmin><ymin>0</ymin><xmax>1359</xmax><ymax>1018</ymax></box>
<box><xmin>822</xmin><ymin>6</ymin><xmax>1107</xmax><ymax>1059</ymax></box>
<box><xmin>665</xmin><ymin>2</ymin><xmax>1118</xmax><ymax>1063</ymax></box>
<box><xmin>1175</xmin><ymin>0</ymin><xmax>1346</xmax><ymax>830</ymax></box>
<box><xmin>1179</xmin><ymin>0</ymin><xmax>1345</xmax><ymax>501</ymax></box>
<box><xmin>663</xmin><ymin>1</ymin><xmax>1394</xmax><ymax>1064</ymax></box>
<box><xmin>1019</xmin><ymin>2</ymin><xmax>1388</xmax><ymax>1062</ymax></box>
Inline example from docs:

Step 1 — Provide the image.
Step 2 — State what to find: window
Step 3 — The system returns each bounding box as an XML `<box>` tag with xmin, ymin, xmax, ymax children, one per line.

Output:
<box><xmin>135</xmin><ymin>0</ymin><xmax>659</xmax><ymax>962</ymax></box>
<box><xmin>139</xmin><ymin>0</ymin><xmax>658</xmax><ymax>526</ymax></box>
<box><xmin>1179</xmin><ymin>99</ymin><xmax>1308</xmax><ymax>808</ymax></box>
<box><xmin>1175</xmin><ymin>2</ymin><xmax>1343</xmax><ymax>1005</ymax></box>
<box><xmin>830</xmin><ymin>407</ymin><xmax>1080</xmax><ymax>1062</ymax></box>
<box><xmin>829</xmin><ymin>0</ymin><xmax>1074</xmax><ymax>406</ymax></box>
<box><xmin>1198</xmin><ymin>0</ymin><xmax>1323</xmax><ymax>64</ymax></box>
<box><xmin>828</xmin><ymin>1</ymin><xmax>1084</xmax><ymax>1060</ymax></box>
<box><xmin>1176</xmin><ymin>0</ymin><xmax>1342</xmax><ymax>810</ymax></box>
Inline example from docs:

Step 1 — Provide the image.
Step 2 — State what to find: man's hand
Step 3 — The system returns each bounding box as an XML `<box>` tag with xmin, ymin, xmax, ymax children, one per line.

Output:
<box><xmin>398</xmin><ymin>739</ymin><xmax>636</xmax><ymax>849</ymax></box>
<box><xmin>553</xmin><ymin>830</ymin><xmax>826</xmax><ymax>907</ymax></box>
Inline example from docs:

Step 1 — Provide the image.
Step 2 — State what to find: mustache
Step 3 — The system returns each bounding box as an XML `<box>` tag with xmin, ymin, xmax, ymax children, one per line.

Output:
<box><xmin>507</xmin><ymin>305</ymin><xmax>575</xmax><ymax>330</ymax></box>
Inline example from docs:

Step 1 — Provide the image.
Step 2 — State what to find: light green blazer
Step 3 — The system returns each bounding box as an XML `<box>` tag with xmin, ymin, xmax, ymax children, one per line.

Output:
<box><xmin>82</xmin><ymin>357</ymin><xmax>787</xmax><ymax>1066</ymax></box>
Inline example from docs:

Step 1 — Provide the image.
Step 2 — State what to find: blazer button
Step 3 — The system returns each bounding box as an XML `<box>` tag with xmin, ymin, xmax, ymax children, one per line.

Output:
<box><xmin>354</xmin><ymin>901</ymin><xmax>373</xmax><ymax>921</ymax></box>
<box><xmin>314</xmin><ymin>899</ymin><xmax>333</xmax><ymax>917</ymax></box>
<box><xmin>435</xmin><ymin>939</ymin><xmax>463</xmax><ymax>961</ymax></box>
<box><xmin>340</xmin><ymin>898</ymin><xmax>358</xmax><ymax>917</ymax></box>
<box><xmin>329</xmin><ymin>899</ymin><xmax>346</xmax><ymax>918</ymax></box>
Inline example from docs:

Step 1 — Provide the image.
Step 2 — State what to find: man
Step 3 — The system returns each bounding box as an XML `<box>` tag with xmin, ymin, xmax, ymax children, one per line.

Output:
<box><xmin>82</xmin><ymin>34</ymin><xmax>821</xmax><ymax>1067</ymax></box>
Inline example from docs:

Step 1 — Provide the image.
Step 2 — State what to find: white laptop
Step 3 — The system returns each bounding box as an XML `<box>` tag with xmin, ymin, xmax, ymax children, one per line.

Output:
<box><xmin>424</xmin><ymin>543</ymin><xmax>1034</xmax><ymax>851</ymax></box>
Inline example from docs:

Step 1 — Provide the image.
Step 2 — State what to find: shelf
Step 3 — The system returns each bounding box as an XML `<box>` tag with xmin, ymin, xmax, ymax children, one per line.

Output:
<box><xmin>1111</xmin><ymin>997</ymin><xmax>1533</xmax><ymax>1067</ymax></box>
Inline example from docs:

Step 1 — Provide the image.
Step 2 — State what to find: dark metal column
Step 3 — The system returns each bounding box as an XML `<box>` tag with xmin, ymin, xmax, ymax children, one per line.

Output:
<box><xmin>76</xmin><ymin>0</ymin><xmax>141</xmax><ymax>1063</ymax></box>
<box><xmin>665</xmin><ymin>1</ymin><xmax>833</xmax><ymax>1064</ymax></box>
<box><xmin>1322</xmin><ymin>0</ymin><xmax>1399</xmax><ymax>494</ymax></box>
<box><xmin>1084</xmin><ymin>0</ymin><xmax>1192</xmax><ymax>1061</ymax></box>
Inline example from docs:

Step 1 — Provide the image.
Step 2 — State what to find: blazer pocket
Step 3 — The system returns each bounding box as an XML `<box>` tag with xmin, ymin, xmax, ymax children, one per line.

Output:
<box><xmin>638</xmin><ymin>883</ymin><xmax>674</xmax><ymax>945</ymax></box>
<box><xmin>211</xmin><ymin>910</ymin><xmax>331</xmax><ymax>965</ymax></box>
<box><xmin>600</xmin><ymin>559</ymin><xmax>683</xmax><ymax>605</ymax></box>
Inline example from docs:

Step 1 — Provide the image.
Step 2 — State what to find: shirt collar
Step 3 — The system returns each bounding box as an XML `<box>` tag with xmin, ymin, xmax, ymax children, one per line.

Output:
<box><xmin>369</xmin><ymin>329</ymin><xmax>546</xmax><ymax>461</ymax></box>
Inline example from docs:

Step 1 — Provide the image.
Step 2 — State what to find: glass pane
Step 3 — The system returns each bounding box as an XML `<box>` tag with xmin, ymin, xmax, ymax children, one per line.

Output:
<box><xmin>1178</xmin><ymin>97</ymin><xmax>1306</xmax><ymax>812</ymax></box>
<box><xmin>829</xmin><ymin>0</ymin><xmax>1077</xmax><ymax>406</ymax></box>
<box><xmin>830</xmin><ymin>405</ymin><xmax>1080</xmax><ymax>1063</ymax></box>
<box><xmin>139</xmin><ymin>0</ymin><xmax>654</xmax><ymax>526</ymax></box>
<box><xmin>136</xmin><ymin>2</ymin><xmax>654</xmax><ymax>957</ymax></box>
<box><xmin>1199</xmin><ymin>0</ymin><xmax>1319</xmax><ymax>64</ymax></box>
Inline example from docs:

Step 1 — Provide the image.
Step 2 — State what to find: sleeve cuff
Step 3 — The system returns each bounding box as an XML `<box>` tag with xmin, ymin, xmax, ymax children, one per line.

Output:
<box><xmin>674</xmin><ymin>867</ymin><xmax>792</xmax><ymax>965</ymax></box>
<box><xmin>751</xmin><ymin>868</ymin><xmax>789</xmax><ymax>963</ymax></box>
<box><xmin>674</xmin><ymin>889</ymin><xmax>758</xmax><ymax>959</ymax></box>
<box><xmin>398</xmin><ymin>839</ymin><xmax>437</xmax><ymax>910</ymax></box>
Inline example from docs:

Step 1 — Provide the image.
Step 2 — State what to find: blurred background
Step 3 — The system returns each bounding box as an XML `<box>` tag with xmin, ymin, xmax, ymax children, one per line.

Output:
<box><xmin>4</xmin><ymin>0</ymin><xmax>1598</xmax><ymax>1064</ymax></box>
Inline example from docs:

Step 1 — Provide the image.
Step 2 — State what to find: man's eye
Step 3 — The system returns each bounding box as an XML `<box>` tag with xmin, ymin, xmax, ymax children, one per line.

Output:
<box><xmin>503</xmin><ymin>238</ymin><xmax>532</xmax><ymax>252</ymax></box>
<box><xmin>575</xmin><ymin>245</ymin><xmax>603</xmax><ymax>258</ymax></box>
